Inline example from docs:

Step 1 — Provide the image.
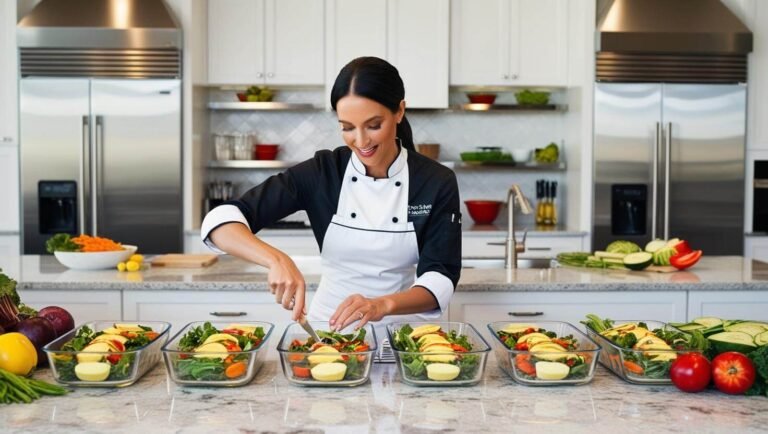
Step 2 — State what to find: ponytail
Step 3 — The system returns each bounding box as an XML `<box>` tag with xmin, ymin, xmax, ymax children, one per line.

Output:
<box><xmin>397</xmin><ymin>116</ymin><xmax>415</xmax><ymax>152</ymax></box>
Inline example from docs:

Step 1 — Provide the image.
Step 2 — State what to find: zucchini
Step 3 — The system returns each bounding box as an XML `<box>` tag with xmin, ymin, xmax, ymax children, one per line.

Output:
<box><xmin>756</xmin><ymin>330</ymin><xmax>768</xmax><ymax>346</ymax></box>
<box><xmin>594</xmin><ymin>251</ymin><xmax>627</xmax><ymax>260</ymax></box>
<box><xmin>644</xmin><ymin>239</ymin><xmax>668</xmax><ymax>253</ymax></box>
<box><xmin>709</xmin><ymin>331</ymin><xmax>757</xmax><ymax>354</ymax></box>
<box><xmin>602</xmin><ymin>257</ymin><xmax>625</xmax><ymax>266</ymax></box>
<box><xmin>724</xmin><ymin>322</ymin><xmax>768</xmax><ymax>337</ymax></box>
<box><xmin>691</xmin><ymin>317</ymin><xmax>723</xmax><ymax>328</ymax></box>
<box><xmin>622</xmin><ymin>252</ymin><xmax>653</xmax><ymax>271</ymax></box>
<box><xmin>676</xmin><ymin>323</ymin><xmax>707</xmax><ymax>332</ymax></box>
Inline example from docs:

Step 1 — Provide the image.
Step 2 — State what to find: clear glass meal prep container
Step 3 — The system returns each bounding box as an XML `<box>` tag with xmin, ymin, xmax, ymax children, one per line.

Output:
<box><xmin>43</xmin><ymin>320</ymin><xmax>171</xmax><ymax>387</ymax></box>
<box><xmin>277</xmin><ymin>321</ymin><xmax>377</xmax><ymax>387</ymax></box>
<box><xmin>161</xmin><ymin>321</ymin><xmax>274</xmax><ymax>387</ymax></box>
<box><xmin>386</xmin><ymin>321</ymin><xmax>490</xmax><ymax>387</ymax></box>
<box><xmin>584</xmin><ymin>319</ymin><xmax>703</xmax><ymax>385</ymax></box>
<box><xmin>488</xmin><ymin>321</ymin><xmax>601</xmax><ymax>386</ymax></box>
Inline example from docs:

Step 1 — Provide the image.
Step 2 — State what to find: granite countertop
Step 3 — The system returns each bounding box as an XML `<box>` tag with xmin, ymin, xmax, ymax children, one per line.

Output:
<box><xmin>5</xmin><ymin>350</ymin><xmax>766</xmax><ymax>434</ymax></box>
<box><xmin>1</xmin><ymin>255</ymin><xmax>767</xmax><ymax>292</ymax></box>
<box><xmin>184</xmin><ymin>225</ymin><xmax>588</xmax><ymax>237</ymax></box>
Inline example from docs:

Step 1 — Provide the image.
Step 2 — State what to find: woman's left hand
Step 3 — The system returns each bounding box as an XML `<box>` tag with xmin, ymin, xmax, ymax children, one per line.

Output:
<box><xmin>330</xmin><ymin>294</ymin><xmax>392</xmax><ymax>331</ymax></box>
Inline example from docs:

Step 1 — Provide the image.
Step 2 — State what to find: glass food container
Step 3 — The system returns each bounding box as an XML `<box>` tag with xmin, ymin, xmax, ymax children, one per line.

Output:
<box><xmin>488</xmin><ymin>321</ymin><xmax>601</xmax><ymax>386</ymax></box>
<box><xmin>44</xmin><ymin>321</ymin><xmax>171</xmax><ymax>388</ymax></box>
<box><xmin>277</xmin><ymin>322</ymin><xmax>377</xmax><ymax>387</ymax></box>
<box><xmin>161</xmin><ymin>321</ymin><xmax>274</xmax><ymax>387</ymax></box>
<box><xmin>386</xmin><ymin>322</ymin><xmax>490</xmax><ymax>387</ymax></box>
<box><xmin>584</xmin><ymin>320</ymin><xmax>702</xmax><ymax>385</ymax></box>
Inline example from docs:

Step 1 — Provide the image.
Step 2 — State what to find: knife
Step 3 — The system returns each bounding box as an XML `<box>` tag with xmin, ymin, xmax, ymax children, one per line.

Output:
<box><xmin>298</xmin><ymin>315</ymin><xmax>322</xmax><ymax>343</ymax></box>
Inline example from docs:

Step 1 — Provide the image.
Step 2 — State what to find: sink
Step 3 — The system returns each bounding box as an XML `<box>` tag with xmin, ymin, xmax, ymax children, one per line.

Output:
<box><xmin>461</xmin><ymin>258</ymin><xmax>552</xmax><ymax>269</ymax></box>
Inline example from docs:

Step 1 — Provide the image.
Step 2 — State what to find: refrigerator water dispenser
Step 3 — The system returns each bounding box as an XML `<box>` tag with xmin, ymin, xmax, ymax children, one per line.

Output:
<box><xmin>38</xmin><ymin>181</ymin><xmax>77</xmax><ymax>234</ymax></box>
<box><xmin>611</xmin><ymin>184</ymin><xmax>646</xmax><ymax>236</ymax></box>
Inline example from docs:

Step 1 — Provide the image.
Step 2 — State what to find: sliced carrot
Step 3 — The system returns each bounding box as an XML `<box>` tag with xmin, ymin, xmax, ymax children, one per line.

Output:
<box><xmin>288</xmin><ymin>353</ymin><xmax>305</xmax><ymax>363</ymax></box>
<box><xmin>515</xmin><ymin>354</ymin><xmax>536</xmax><ymax>376</ymax></box>
<box><xmin>292</xmin><ymin>365</ymin><xmax>312</xmax><ymax>378</ymax></box>
<box><xmin>623</xmin><ymin>360</ymin><xmax>644</xmax><ymax>375</ymax></box>
<box><xmin>225</xmin><ymin>361</ymin><xmax>247</xmax><ymax>379</ymax></box>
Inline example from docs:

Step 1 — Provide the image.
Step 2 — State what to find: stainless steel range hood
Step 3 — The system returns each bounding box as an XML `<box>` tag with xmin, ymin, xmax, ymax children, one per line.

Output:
<box><xmin>17</xmin><ymin>0</ymin><xmax>181</xmax><ymax>78</ymax></box>
<box><xmin>596</xmin><ymin>0</ymin><xmax>753</xmax><ymax>83</ymax></box>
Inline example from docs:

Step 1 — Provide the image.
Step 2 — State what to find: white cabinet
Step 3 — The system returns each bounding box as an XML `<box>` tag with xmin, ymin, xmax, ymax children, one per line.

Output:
<box><xmin>325</xmin><ymin>0</ymin><xmax>449</xmax><ymax>108</ymax></box>
<box><xmin>123</xmin><ymin>290</ymin><xmax>315</xmax><ymax>332</ymax></box>
<box><xmin>748</xmin><ymin>1</ymin><xmax>768</xmax><ymax>149</ymax></box>
<box><xmin>449</xmin><ymin>291</ymin><xmax>687</xmax><ymax>340</ymax></box>
<box><xmin>18</xmin><ymin>290</ymin><xmax>122</xmax><ymax>324</ymax></box>
<box><xmin>745</xmin><ymin>236</ymin><xmax>768</xmax><ymax>262</ymax></box>
<box><xmin>450</xmin><ymin>0</ymin><xmax>568</xmax><ymax>87</ymax></box>
<box><xmin>0</xmin><ymin>235</ymin><xmax>19</xmax><ymax>256</ymax></box>
<box><xmin>0</xmin><ymin>0</ymin><xmax>17</xmax><ymax>143</ymax></box>
<box><xmin>207</xmin><ymin>0</ymin><xmax>324</xmax><ymax>86</ymax></box>
<box><xmin>0</xmin><ymin>146</ymin><xmax>19</xmax><ymax>232</ymax></box>
<box><xmin>688</xmin><ymin>291</ymin><xmax>768</xmax><ymax>320</ymax></box>
<box><xmin>462</xmin><ymin>234</ymin><xmax>584</xmax><ymax>259</ymax></box>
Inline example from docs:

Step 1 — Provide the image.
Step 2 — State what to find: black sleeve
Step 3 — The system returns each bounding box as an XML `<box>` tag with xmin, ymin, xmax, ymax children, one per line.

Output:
<box><xmin>416</xmin><ymin>171</ymin><xmax>462</xmax><ymax>288</ymax></box>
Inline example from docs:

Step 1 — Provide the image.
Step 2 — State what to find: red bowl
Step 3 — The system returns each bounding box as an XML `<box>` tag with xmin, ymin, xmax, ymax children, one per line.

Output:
<box><xmin>467</xmin><ymin>93</ymin><xmax>497</xmax><ymax>104</ymax></box>
<box><xmin>465</xmin><ymin>200</ymin><xmax>502</xmax><ymax>224</ymax></box>
<box><xmin>254</xmin><ymin>144</ymin><xmax>279</xmax><ymax>160</ymax></box>
<box><xmin>236</xmin><ymin>93</ymin><xmax>247</xmax><ymax>102</ymax></box>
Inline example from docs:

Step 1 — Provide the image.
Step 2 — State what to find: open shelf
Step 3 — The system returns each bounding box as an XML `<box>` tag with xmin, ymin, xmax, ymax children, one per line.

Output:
<box><xmin>454</xmin><ymin>104</ymin><xmax>566</xmax><ymax>112</ymax></box>
<box><xmin>207</xmin><ymin>160</ymin><xmax>295</xmax><ymax>169</ymax></box>
<box><xmin>208</xmin><ymin>102</ymin><xmax>319</xmax><ymax>111</ymax></box>
<box><xmin>443</xmin><ymin>161</ymin><xmax>566</xmax><ymax>171</ymax></box>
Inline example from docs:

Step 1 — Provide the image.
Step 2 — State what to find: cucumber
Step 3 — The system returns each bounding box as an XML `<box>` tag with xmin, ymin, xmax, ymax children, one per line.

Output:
<box><xmin>602</xmin><ymin>257</ymin><xmax>626</xmax><ymax>266</ymax></box>
<box><xmin>645</xmin><ymin>239</ymin><xmax>668</xmax><ymax>253</ymax></box>
<box><xmin>692</xmin><ymin>317</ymin><xmax>723</xmax><ymax>328</ymax></box>
<box><xmin>676</xmin><ymin>323</ymin><xmax>707</xmax><ymax>332</ymax></box>
<box><xmin>724</xmin><ymin>322</ymin><xmax>768</xmax><ymax>337</ymax></box>
<box><xmin>622</xmin><ymin>252</ymin><xmax>653</xmax><ymax>270</ymax></box>
<box><xmin>709</xmin><ymin>331</ymin><xmax>757</xmax><ymax>354</ymax></box>
<box><xmin>595</xmin><ymin>251</ymin><xmax>627</xmax><ymax>260</ymax></box>
<box><xmin>756</xmin><ymin>330</ymin><xmax>768</xmax><ymax>346</ymax></box>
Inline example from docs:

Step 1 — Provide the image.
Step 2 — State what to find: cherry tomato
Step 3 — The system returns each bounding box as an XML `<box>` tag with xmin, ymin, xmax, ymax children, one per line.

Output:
<box><xmin>670</xmin><ymin>250</ymin><xmax>702</xmax><ymax>270</ymax></box>
<box><xmin>711</xmin><ymin>352</ymin><xmax>756</xmax><ymax>395</ymax></box>
<box><xmin>670</xmin><ymin>353</ymin><xmax>711</xmax><ymax>393</ymax></box>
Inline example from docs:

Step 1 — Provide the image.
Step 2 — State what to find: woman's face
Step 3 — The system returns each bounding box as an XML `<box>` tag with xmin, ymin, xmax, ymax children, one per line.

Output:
<box><xmin>336</xmin><ymin>94</ymin><xmax>404</xmax><ymax>178</ymax></box>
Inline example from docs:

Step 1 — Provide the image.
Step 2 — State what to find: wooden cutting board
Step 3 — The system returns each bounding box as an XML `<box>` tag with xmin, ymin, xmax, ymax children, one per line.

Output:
<box><xmin>151</xmin><ymin>254</ymin><xmax>218</xmax><ymax>268</ymax></box>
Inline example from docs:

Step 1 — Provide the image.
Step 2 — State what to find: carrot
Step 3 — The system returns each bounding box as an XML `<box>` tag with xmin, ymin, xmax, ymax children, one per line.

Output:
<box><xmin>71</xmin><ymin>234</ymin><xmax>124</xmax><ymax>252</ymax></box>
<box><xmin>144</xmin><ymin>331</ymin><xmax>159</xmax><ymax>341</ymax></box>
<box><xmin>292</xmin><ymin>365</ymin><xmax>312</xmax><ymax>378</ymax></box>
<box><xmin>623</xmin><ymin>360</ymin><xmax>644</xmax><ymax>375</ymax></box>
<box><xmin>288</xmin><ymin>354</ymin><xmax>305</xmax><ymax>363</ymax></box>
<box><xmin>451</xmin><ymin>344</ymin><xmax>468</xmax><ymax>352</ymax></box>
<box><xmin>515</xmin><ymin>354</ymin><xmax>536</xmax><ymax>376</ymax></box>
<box><xmin>225</xmin><ymin>361</ymin><xmax>247</xmax><ymax>379</ymax></box>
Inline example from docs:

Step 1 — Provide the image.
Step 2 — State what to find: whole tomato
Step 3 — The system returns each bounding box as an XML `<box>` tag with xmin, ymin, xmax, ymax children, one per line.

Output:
<box><xmin>711</xmin><ymin>352</ymin><xmax>756</xmax><ymax>395</ymax></box>
<box><xmin>670</xmin><ymin>352</ymin><xmax>711</xmax><ymax>393</ymax></box>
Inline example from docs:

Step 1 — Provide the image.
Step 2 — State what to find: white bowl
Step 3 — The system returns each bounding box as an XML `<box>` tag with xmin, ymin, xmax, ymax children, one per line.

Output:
<box><xmin>511</xmin><ymin>149</ymin><xmax>531</xmax><ymax>163</ymax></box>
<box><xmin>53</xmin><ymin>245</ymin><xmax>138</xmax><ymax>270</ymax></box>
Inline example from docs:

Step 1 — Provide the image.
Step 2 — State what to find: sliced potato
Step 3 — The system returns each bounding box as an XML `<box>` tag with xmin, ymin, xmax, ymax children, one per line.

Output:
<box><xmin>193</xmin><ymin>342</ymin><xmax>229</xmax><ymax>359</ymax></box>
<box><xmin>410</xmin><ymin>325</ymin><xmax>442</xmax><ymax>339</ymax></box>
<box><xmin>418</xmin><ymin>334</ymin><xmax>449</xmax><ymax>345</ymax></box>
<box><xmin>426</xmin><ymin>363</ymin><xmax>461</xmax><ymax>381</ymax></box>
<box><xmin>535</xmin><ymin>361</ymin><xmax>570</xmax><ymax>381</ymax></box>
<box><xmin>202</xmin><ymin>333</ymin><xmax>239</xmax><ymax>345</ymax></box>
<box><xmin>114</xmin><ymin>323</ymin><xmax>144</xmax><ymax>332</ymax></box>
<box><xmin>500</xmin><ymin>324</ymin><xmax>538</xmax><ymax>334</ymax></box>
<box><xmin>226</xmin><ymin>324</ymin><xmax>257</xmax><ymax>334</ymax></box>
<box><xmin>308</xmin><ymin>346</ymin><xmax>342</xmax><ymax>366</ymax></box>
<box><xmin>75</xmin><ymin>362</ymin><xmax>111</xmax><ymax>382</ymax></box>
<box><xmin>101</xmin><ymin>327</ymin><xmax>123</xmax><ymax>335</ymax></box>
<box><xmin>646</xmin><ymin>351</ymin><xmax>677</xmax><ymax>361</ymax></box>
<box><xmin>76</xmin><ymin>342</ymin><xmax>112</xmax><ymax>363</ymax></box>
<box><xmin>423</xmin><ymin>353</ymin><xmax>457</xmax><ymax>363</ymax></box>
<box><xmin>420</xmin><ymin>343</ymin><xmax>453</xmax><ymax>352</ymax></box>
<box><xmin>311</xmin><ymin>362</ymin><xmax>347</xmax><ymax>381</ymax></box>
<box><xmin>517</xmin><ymin>333</ymin><xmax>551</xmax><ymax>343</ymax></box>
<box><xmin>92</xmin><ymin>334</ymin><xmax>128</xmax><ymax>345</ymax></box>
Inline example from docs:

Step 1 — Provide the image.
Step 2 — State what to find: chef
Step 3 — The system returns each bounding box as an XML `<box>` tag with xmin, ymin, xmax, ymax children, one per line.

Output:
<box><xmin>201</xmin><ymin>57</ymin><xmax>461</xmax><ymax>336</ymax></box>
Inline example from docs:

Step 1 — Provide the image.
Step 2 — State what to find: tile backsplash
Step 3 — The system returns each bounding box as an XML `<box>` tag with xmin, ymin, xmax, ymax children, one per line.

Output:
<box><xmin>206</xmin><ymin>89</ymin><xmax>569</xmax><ymax>228</ymax></box>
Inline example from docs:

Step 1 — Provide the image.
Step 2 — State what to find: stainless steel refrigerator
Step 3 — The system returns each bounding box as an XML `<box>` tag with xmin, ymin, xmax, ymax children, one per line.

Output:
<box><xmin>20</xmin><ymin>79</ymin><xmax>182</xmax><ymax>254</ymax></box>
<box><xmin>593</xmin><ymin>83</ymin><xmax>746</xmax><ymax>254</ymax></box>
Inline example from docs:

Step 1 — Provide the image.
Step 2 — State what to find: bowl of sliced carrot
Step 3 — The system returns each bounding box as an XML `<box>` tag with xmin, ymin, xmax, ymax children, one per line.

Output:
<box><xmin>46</xmin><ymin>233</ymin><xmax>137</xmax><ymax>270</ymax></box>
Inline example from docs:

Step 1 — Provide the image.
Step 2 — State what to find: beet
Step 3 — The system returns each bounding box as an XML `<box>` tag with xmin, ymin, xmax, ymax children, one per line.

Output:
<box><xmin>16</xmin><ymin>317</ymin><xmax>57</xmax><ymax>367</ymax></box>
<box><xmin>37</xmin><ymin>306</ymin><xmax>75</xmax><ymax>337</ymax></box>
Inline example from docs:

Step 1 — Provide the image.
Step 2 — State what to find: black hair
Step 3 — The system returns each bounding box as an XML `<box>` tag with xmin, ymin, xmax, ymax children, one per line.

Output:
<box><xmin>330</xmin><ymin>56</ymin><xmax>414</xmax><ymax>151</ymax></box>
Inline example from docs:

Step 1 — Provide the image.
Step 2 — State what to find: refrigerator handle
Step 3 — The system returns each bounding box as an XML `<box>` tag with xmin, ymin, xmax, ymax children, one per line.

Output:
<box><xmin>93</xmin><ymin>115</ymin><xmax>104</xmax><ymax>236</ymax></box>
<box><xmin>652</xmin><ymin>122</ymin><xmax>660</xmax><ymax>240</ymax></box>
<box><xmin>664</xmin><ymin>122</ymin><xmax>672</xmax><ymax>240</ymax></box>
<box><xmin>80</xmin><ymin>116</ymin><xmax>89</xmax><ymax>235</ymax></box>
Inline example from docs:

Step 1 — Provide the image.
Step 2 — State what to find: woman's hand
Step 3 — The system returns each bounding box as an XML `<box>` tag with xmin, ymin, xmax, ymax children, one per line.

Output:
<box><xmin>330</xmin><ymin>294</ymin><xmax>394</xmax><ymax>331</ymax></box>
<box><xmin>267</xmin><ymin>253</ymin><xmax>306</xmax><ymax>321</ymax></box>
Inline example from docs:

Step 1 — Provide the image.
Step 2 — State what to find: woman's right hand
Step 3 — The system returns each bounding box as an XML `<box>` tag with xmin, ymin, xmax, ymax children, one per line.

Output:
<box><xmin>267</xmin><ymin>253</ymin><xmax>306</xmax><ymax>321</ymax></box>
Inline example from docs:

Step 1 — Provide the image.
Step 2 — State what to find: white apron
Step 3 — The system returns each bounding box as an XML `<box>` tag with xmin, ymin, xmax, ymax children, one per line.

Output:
<box><xmin>307</xmin><ymin>149</ymin><xmax>441</xmax><ymax>343</ymax></box>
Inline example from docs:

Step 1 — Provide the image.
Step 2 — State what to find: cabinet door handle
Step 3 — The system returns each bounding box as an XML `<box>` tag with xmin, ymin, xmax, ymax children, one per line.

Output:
<box><xmin>267</xmin><ymin>72</ymin><xmax>274</xmax><ymax>78</ymax></box>
<box><xmin>210</xmin><ymin>311</ymin><xmax>247</xmax><ymax>317</ymax></box>
<box><xmin>511</xmin><ymin>74</ymin><xmax>518</xmax><ymax>79</ymax></box>
<box><xmin>527</xmin><ymin>247</ymin><xmax>551</xmax><ymax>251</ymax></box>
<box><xmin>503</xmin><ymin>74</ymin><xmax>510</xmax><ymax>79</ymax></box>
<box><xmin>1</xmin><ymin>137</ymin><xmax>12</xmax><ymax>142</ymax></box>
<box><xmin>256</xmin><ymin>72</ymin><xmax>264</xmax><ymax>78</ymax></box>
<box><xmin>508</xmin><ymin>311</ymin><xmax>543</xmax><ymax>317</ymax></box>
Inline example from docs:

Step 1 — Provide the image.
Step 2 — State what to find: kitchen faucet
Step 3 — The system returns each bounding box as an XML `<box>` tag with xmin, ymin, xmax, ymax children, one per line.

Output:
<box><xmin>505</xmin><ymin>185</ymin><xmax>533</xmax><ymax>269</ymax></box>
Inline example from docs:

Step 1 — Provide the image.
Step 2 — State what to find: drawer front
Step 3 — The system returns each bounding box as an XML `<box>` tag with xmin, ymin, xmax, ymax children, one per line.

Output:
<box><xmin>450</xmin><ymin>292</ymin><xmax>687</xmax><ymax>341</ymax></box>
<box><xmin>462</xmin><ymin>235</ymin><xmax>584</xmax><ymax>259</ymax></box>
<box><xmin>688</xmin><ymin>291</ymin><xmax>768</xmax><ymax>321</ymax></box>
<box><xmin>19</xmin><ymin>290</ymin><xmax>122</xmax><ymax>323</ymax></box>
<box><xmin>123</xmin><ymin>291</ymin><xmax>315</xmax><ymax>332</ymax></box>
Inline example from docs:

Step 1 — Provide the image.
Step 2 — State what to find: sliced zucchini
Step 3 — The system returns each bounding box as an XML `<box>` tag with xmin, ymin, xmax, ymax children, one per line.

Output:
<box><xmin>602</xmin><ymin>257</ymin><xmax>626</xmax><ymax>266</ymax></box>
<box><xmin>676</xmin><ymin>323</ymin><xmax>707</xmax><ymax>332</ymax></box>
<box><xmin>691</xmin><ymin>317</ymin><xmax>723</xmax><ymax>328</ymax></box>
<box><xmin>725</xmin><ymin>322</ymin><xmax>768</xmax><ymax>337</ymax></box>
<box><xmin>595</xmin><ymin>251</ymin><xmax>627</xmax><ymax>260</ymax></box>
<box><xmin>709</xmin><ymin>331</ymin><xmax>757</xmax><ymax>354</ymax></box>
<box><xmin>645</xmin><ymin>239</ymin><xmax>668</xmax><ymax>253</ymax></box>
<box><xmin>623</xmin><ymin>252</ymin><xmax>653</xmax><ymax>271</ymax></box>
<box><xmin>755</xmin><ymin>330</ymin><xmax>768</xmax><ymax>347</ymax></box>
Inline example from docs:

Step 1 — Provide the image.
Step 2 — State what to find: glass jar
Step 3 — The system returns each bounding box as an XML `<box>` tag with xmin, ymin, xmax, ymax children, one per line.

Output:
<box><xmin>232</xmin><ymin>133</ymin><xmax>252</xmax><ymax>160</ymax></box>
<box><xmin>213</xmin><ymin>134</ymin><xmax>232</xmax><ymax>160</ymax></box>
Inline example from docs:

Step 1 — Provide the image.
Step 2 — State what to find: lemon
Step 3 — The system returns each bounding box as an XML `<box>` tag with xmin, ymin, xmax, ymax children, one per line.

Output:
<box><xmin>126</xmin><ymin>260</ymin><xmax>140</xmax><ymax>272</ymax></box>
<box><xmin>129</xmin><ymin>254</ymin><xmax>144</xmax><ymax>263</ymax></box>
<box><xmin>117</xmin><ymin>262</ymin><xmax>126</xmax><ymax>272</ymax></box>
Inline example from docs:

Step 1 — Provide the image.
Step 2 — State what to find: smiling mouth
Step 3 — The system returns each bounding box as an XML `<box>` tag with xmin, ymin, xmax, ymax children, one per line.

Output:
<box><xmin>358</xmin><ymin>145</ymin><xmax>378</xmax><ymax>157</ymax></box>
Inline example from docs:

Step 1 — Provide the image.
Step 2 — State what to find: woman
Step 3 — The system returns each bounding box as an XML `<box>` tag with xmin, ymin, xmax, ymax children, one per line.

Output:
<box><xmin>201</xmin><ymin>57</ymin><xmax>461</xmax><ymax>335</ymax></box>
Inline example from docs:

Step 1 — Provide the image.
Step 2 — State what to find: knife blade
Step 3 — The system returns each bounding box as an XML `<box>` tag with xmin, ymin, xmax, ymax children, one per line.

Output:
<box><xmin>298</xmin><ymin>315</ymin><xmax>322</xmax><ymax>343</ymax></box>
